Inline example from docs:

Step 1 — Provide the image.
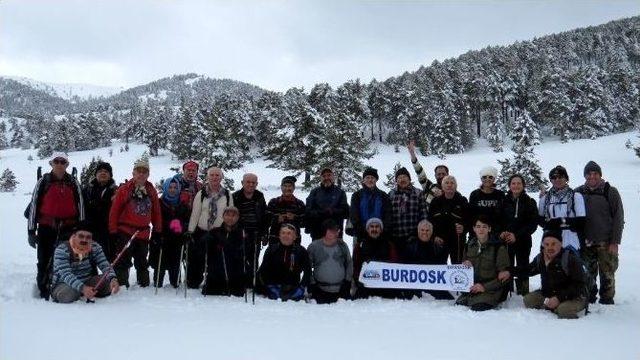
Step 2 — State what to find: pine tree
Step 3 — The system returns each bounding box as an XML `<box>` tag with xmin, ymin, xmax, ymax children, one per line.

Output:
<box><xmin>497</xmin><ymin>109</ymin><xmax>547</xmax><ymax>191</ymax></box>
<box><xmin>0</xmin><ymin>121</ymin><xmax>8</xmax><ymax>149</ymax></box>
<box><xmin>9</xmin><ymin>118</ymin><xmax>26</xmax><ymax>148</ymax></box>
<box><xmin>0</xmin><ymin>169</ymin><xmax>18</xmax><ymax>192</ymax></box>
<box><xmin>485</xmin><ymin>116</ymin><xmax>505</xmax><ymax>152</ymax></box>
<box><xmin>170</xmin><ymin>97</ymin><xmax>199</xmax><ymax>160</ymax></box>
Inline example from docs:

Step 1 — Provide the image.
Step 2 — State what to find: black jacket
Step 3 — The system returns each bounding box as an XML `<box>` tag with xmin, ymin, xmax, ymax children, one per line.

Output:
<box><xmin>82</xmin><ymin>179</ymin><xmax>117</xmax><ymax>236</ymax></box>
<box><xmin>468</xmin><ymin>188</ymin><xmax>505</xmax><ymax>232</ymax></box>
<box><xmin>404</xmin><ymin>237</ymin><xmax>439</xmax><ymax>265</ymax></box>
<box><xmin>500</xmin><ymin>191</ymin><xmax>538</xmax><ymax>247</ymax></box>
<box><xmin>258</xmin><ymin>243</ymin><xmax>311</xmax><ymax>288</ymax></box>
<box><xmin>232</xmin><ymin>189</ymin><xmax>268</xmax><ymax>239</ymax></box>
<box><xmin>428</xmin><ymin>192</ymin><xmax>469</xmax><ymax>244</ymax></box>
<box><xmin>528</xmin><ymin>249</ymin><xmax>585</xmax><ymax>302</ymax></box>
<box><xmin>265</xmin><ymin>195</ymin><xmax>306</xmax><ymax>241</ymax></box>
<box><xmin>305</xmin><ymin>184</ymin><xmax>349</xmax><ymax>240</ymax></box>
<box><xmin>203</xmin><ymin>225</ymin><xmax>246</xmax><ymax>296</ymax></box>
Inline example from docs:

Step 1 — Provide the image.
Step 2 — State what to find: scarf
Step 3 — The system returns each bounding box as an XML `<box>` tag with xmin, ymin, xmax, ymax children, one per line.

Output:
<box><xmin>161</xmin><ymin>178</ymin><xmax>181</xmax><ymax>206</ymax></box>
<box><xmin>206</xmin><ymin>183</ymin><xmax>225</xmax><ymax>228</ymax></box>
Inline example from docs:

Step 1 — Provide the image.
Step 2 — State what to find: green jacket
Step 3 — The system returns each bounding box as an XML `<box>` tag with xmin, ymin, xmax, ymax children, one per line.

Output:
<box><xmin>463</xmin><ymin>236</ymin><xmax>510</xmax><ymax>292</ymax></box>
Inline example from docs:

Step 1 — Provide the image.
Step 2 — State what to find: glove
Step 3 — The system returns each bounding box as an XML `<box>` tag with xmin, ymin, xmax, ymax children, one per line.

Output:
<box><xmin>150</xmin><ymin>232</ymin><xmax>162</xmax><ymax>247</ymax></box>
<box><xmin>28</xmin><ymin>230</ymin><xmax>38</xmax><ymax>249</ymax></box>
<box><xmin>266</xmin><ymin>285</ymin><xmax>281</xmax><ymax>300</ymax></box>
<box><xmin>339</xmin><ymin>280</ymin><xmax>351</xmax><ymax>299</ymax></box>
<box><xmin>288</xmin><ymin>286</ymin><xmax>305</xmax><ymax>301</ymax></box>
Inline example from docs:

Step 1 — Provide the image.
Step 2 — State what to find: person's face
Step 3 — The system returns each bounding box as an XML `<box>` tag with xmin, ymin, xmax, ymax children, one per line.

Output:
<box><xmin>279</xmin><ymin>227</ymin><xmax>296</xmax><ymax>246</ymax></box>
<box><xmin>396</xmin><ymin>174</ymin><xmax>410</xmax><ymax>189</ymax></box>
<box><xmin>321</xmin><ymin>171</ymin><xmax>334</xmax><ymax>186</ymax></box>
<box><xmin>184</xmin><ymin>167</ymin><xmax>197</xmax><ymax>181</ymax></box>
<box><xmin>95</xmin><ymin>169</ymin><xmax>111</xmax><ymax>184</ymax></box>
<box><xmin>550</xmin><ymin>174</ymin><xmax>568</xmax><ymax>189</ymax></box>
<box><xmin>242</xmin><ymin>175</ymin><xmax>258</xmax><ymax>194</ymax></box>
<box><xmin>509</xmin><ymin>177</ymin><xmax>524</xmax><ymax>196</ymax></box>
<box><xmin>363</xmin><ymin>175</ymin><xmax>377</xmax><ymax>189</ymax></box>
<box><xmin>585</xmin><ymin>171</ymin><xmax>602</xmax><ymax>188</ymax></box>
<box><xmin>542</xmin><ymin>237</ymin><xmax>562</xmax><ymax>259</ymax></box>
<box><xmin>281</xmin><ymin>183</ymin><xmax>294</xmax><ymax>197</ymax></box>
<box><xmin>435</xmin><ymin>167</ymin><xmax>448</xmax><ymax>182</ymax></box>
<box><xmin>71</xmin><ymin>230</ymin><xmax>93</xmax><ymax>255</ymax></box>
<box><xmin>473</xmin><ymin>221</ymin><xmax>491</xmax><ymax>239</ymax></box>
<box><xmin>207</xmin><ymin>169</ymin><xmax>223</xmax><ymax>186</ymax></box>
<box><xmin>417</xmin><ymin>224</ymin><xmax>432</xmax><ymax>242</ymax></box>
<box><xmin>223</xmin><ymin>211</ymin><xmax>239</xmax><ymax>227</ymax></box>
<box><xmin>51</xmin><ymin>157</ymin><xmax>68</xmax><ymax>173</ymax></box>
<box><xmin>132</xmin><ymin>168</ymin><xmax>149</xmax><ymax>184</ymax></box>
<box><xmin>442</xmin><ymin>178</ymin><xmax>456</xmax><ymax>193</ymax></box>
<box><xmin>167</xmin><ymin>182</ymin><xmax>179</xmax><ymax>197</ymax></box>
<box><xmin>323</xmin><ymin>228</ymin><xmax>340</xmax><ymax>245</ymax></box>
<box><xmin>366</xmin><ymin>223</ymin><xmax>382</xmax><ymax>238</ymax></box>
<box><xmin>481</xmin><ymin>174</ymin><xmax>495</xmax><ymax>188</ymax></box>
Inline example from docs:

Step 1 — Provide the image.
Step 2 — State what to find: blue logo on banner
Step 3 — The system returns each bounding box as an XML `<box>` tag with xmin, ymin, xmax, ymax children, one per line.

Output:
<box><xmin>362</xmin><ymin>270</ymin><xmax>381</xmax><ymax>279</ymax></box>
<box><xmin>449</xmin><ymin>270</ymin><xmax>470</xmax><ymax>291</ymax></box>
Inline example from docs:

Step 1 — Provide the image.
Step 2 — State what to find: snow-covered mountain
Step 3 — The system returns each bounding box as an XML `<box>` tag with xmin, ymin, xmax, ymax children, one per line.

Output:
<box><xmin>4</xmin><ymin>76</ymin><xmax>124</xmax><ymax>101</ymax></box>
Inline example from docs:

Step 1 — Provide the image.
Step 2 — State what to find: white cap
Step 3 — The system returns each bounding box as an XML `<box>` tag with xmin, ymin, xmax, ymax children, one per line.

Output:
<box><xmin>479</xmin><ymin>166</ymin><xmax>498</xmax><ymax>178</ymax></box>
<box><xmin>49</xmin><ymin>152</ymin><xmax>69</xmax><ymax>165</ymax></box>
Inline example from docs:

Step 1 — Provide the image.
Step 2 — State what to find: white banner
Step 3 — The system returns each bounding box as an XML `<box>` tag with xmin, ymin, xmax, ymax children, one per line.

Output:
<box><xmin>359</xmin><ymin>261</ymin><xmax>473</xmax><ymax>292</ymax></box>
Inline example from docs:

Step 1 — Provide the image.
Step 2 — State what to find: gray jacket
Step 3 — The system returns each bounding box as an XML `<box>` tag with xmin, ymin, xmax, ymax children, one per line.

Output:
<box><xmin>307</xmin><ymin>239</ymin><xmax>353</xmax><ymax>293</ymax></box>
<box><xmin>575</xmin><ymin>181</ymin><xmax>624</xmax><ymax>245</ymax></box>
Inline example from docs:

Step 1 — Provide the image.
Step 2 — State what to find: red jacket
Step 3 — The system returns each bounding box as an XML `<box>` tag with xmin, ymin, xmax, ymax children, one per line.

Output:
<box><xmin>109</xmin><ymin>180</ymin><xmax>162</xmax><ymax>240</ymax></box>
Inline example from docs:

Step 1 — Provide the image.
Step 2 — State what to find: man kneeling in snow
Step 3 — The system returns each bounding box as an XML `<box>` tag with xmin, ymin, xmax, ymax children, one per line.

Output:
<box><xmin>523</xmin><ymin>231</ymin><xmax>586</xmax><ymax>319</ymax></box>
<box><xmin>50</xmin><ymin>222</ymin><xmax>120</xmax><ymax>303</ymax></box>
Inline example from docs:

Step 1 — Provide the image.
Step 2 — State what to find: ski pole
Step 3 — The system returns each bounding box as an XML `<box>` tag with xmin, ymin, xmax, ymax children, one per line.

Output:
<box><xmin>184</xmin><ymin>240</ymin><xmax>189</xmax><ymax>298</ymax></box>
<box><xmin>203</xmin><ymin>234</ymin><xmax>209</xmax><ymax>296</ymax></box>
<box><xmin>93</xmin><ymin>230</ymin><xmax>140</xmax><ymax>292</ymax></box>
<box><xmin>242</xmin><ymin>230</ymin><xmax>247</xmax><ymax>303</ymax></box>
<box><xmin>154</xmin><ymin>246</ymin><xmax>163</xmax><ymax>295</ymax></box>
<box><xmin>43</xmin><ymin>221</ymin><xmax>63</xmax><ymax>301</ymax></box>
<box><xmin>252</xmin><ymin>233</ymin><xmax>258</xmax><ymax>305</ymax></box>
<box><xmin>176</xmin><ymin>243</ymin><xmax>185</xmax><ymax>295</ymax></box>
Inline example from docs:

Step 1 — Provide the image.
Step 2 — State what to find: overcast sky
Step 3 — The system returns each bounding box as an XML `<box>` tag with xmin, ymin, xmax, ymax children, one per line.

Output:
<box><xmin>1</xmin><ymin>0</ymin><xmax>638</xmax><ymax>91</ymax></box>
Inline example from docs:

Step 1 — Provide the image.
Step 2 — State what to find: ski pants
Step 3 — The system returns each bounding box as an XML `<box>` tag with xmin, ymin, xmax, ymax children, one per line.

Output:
<box><xmin>112</xmin><ymin>232</ymin><xmax>149</xmax><ymax>287</ymax></box>
<box><xmin>51</xmin><ymin>275</ymin><xmax>112</xmax><ymax>303</ymax></box>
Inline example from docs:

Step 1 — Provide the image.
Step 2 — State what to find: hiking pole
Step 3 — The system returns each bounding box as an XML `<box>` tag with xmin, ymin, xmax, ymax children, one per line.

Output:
<box><xmin>89</xmin><ymin>230</ymin><xmax>140</xmax><ymax>302</ymax></box>
<box><xmin>154</xmin><ymin>246</ymin><xmax>163</xmax><ymax>295</ymax></box>
<box><xmin>242</xmin><ymin>230</ymin><xmax>247</xmax><ymax>303</ymax></box>
<box><xmin>184</xmin><ymin>240</ymin><xmax>189</xmax><ymax>298</ymax></box>
<box><xmin>252</xmin><ymin>234</ymin><xmax>258</xmax><ymax>305</ymax></box>
<box><xmin>176</xmin><ymin>243</ymin><xmax>185</xmax><ymax>295</ymax></box>
<box><xmin>203</xmin><ymin>235</ymin><xmax>209</xmax><ymax>297</ymax></box>
<box><xmin>43</xmin><ymin>221</ymin><xmax>63</xmax><ymax>301</ymax></box>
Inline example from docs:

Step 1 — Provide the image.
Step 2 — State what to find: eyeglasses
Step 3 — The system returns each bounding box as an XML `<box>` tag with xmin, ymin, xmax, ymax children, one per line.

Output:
<box><xmin>481</xmin><ymin>176</ymin><xmax>494</xmax><ymax>180</ymax></box>
<box><xmin>53</xmin><ymin>159</ymin><xmax>68</xmax><ymax>165</ymax></box>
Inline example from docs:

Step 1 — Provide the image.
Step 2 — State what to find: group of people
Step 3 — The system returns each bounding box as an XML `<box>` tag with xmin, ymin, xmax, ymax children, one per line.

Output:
<box><xmin>26</xmin><ymin>144</ymin><xmax>624</xmax><ymax>318</ymax></box>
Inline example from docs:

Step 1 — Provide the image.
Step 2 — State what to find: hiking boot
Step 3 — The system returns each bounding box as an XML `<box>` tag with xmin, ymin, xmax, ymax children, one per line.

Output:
<box><xmin>599</xmin><ymin>298</ymin><xmax>614</xmax><ymax>305</ymax></box>
<box><xmin>137</xmin><ymin>270</ymin><xmax>150</xmax><ymax>287</ymax></box>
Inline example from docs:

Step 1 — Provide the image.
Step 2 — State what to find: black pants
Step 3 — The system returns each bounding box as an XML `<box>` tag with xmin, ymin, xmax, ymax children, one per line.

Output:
<box><xmin>186</xmin><ymin>229</ymin><xmax>209</xmax><ymax>289</ymax></box>
<box><xmin>112</xmin><ymin>232</ymin><xmax>149</xmax><ymax>287</ymax></box>
<box><xmin>446</xmin><ymin>234</ymin><xmax>465</xmax><ymax>264</ymax></box>
<box><xmin>242</xmin><ymin>232</ymin><xmax>262</xmax><ymax>289</ymax></box>
<box><xmin>36</xmin><ymin>225</ymin><xmax>72</xmax><ymax>298</ymax></box>
<box><xmin>149</xmin><ymin>236</ymin><xmax>183</xmax><ymax>288</ymax></box>
<box><xmin>310</xmin><ymin>285</ymin><xmax>340</xmax><ymax>304</ymax></box>
<box><xmin>507</xmin><ymin>240</ymin><xmax>532</xmax><ymax>295</ymax></box>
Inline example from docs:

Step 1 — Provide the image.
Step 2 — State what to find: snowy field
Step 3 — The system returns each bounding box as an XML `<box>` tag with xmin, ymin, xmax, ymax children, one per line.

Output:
<box><xmin>1</xmin><ymin>132</ymin><xmax>639</xmax><ymax>360</ymax></box>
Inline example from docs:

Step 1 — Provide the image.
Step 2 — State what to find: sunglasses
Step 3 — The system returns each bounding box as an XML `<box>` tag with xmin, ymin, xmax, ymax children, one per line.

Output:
<box><xmin>53</xmin><ymin>159</ymin><xmax>68</xmax><ymax>165</ymax></box>
<box><xmin>481</xmin><ymin>175</ymin><xmax>494</xmax><ymax>180</ymax></box>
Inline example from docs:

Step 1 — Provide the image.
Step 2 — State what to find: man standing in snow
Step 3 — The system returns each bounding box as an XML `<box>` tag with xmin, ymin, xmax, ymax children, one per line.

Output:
<box><xmin>265</xmin><ymin>176</ymin><xmax>306</xmax><ymax>244</ymax></box>
<box><xmin>82</xmin><ymin>161</ymin><xmax>117</xmax><ymax>261</ymax></box>
<box><xmin>575</xmin><ymin>161</ymin><xmax>624</xmax><ymax>305</ymax></box>
<box><xmin>389</xmin><ymin>167</ymin><xmax>428</xmax><ymax>261</ymax></box>
<box><xmin>27</xmin><ymin>152</ymin><xmax>85</xmax><ymax>299</ymax></box>
<box><xmin>232</xmin><ymin>173</ymin><xmax>267</xmax><ymax>289</ymax></box>
<box><xmin>108</xmin><ymin>158</ymin><xmax>162</xmax><ymax>288</ymax></box>
<box><xmin>305</xmin><ymin>167</ymin><xmax>349</xmax><ymax>241</ymax></box>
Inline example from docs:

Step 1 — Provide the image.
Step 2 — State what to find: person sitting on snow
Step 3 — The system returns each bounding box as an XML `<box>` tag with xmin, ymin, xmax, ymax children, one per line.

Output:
<box><xmin>257</xmin><ymin>223</ymin><xmax>310</xmax><ymax>301</ymax></box>
<box><xmin>50</xmin><ymin>222</ymin><xmax>120</xmax><ymax>303</ymax></box>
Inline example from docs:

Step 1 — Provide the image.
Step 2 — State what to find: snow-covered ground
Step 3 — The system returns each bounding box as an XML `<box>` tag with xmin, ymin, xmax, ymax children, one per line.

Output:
<box><xmin>5</xmin><ymin>75</ymin><xmax>124</xmax><ymax>100</ymax></box>
<box><xmin>1</xmin><ymin>132</ymin><xmax>639</xmax><ymax>360</ymax></box>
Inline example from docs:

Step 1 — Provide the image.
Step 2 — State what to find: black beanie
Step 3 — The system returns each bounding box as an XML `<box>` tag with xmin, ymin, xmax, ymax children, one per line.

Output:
<box><xmin>72</xmin><ymin>220</ymin><xmax>93</xmax><ymax>234</ymax></box>
<box><xmin>583</xmin><ymin>161</ymin><xmax>602</xmax><ymax>177</ymax></box>
<box><xmin>95</xmin><ymin>162</ymin><xmax>113</xmax><ymax>178</ymax></box>
<box><xmin>549</xmin><ymin>165</ymin><xmax>569</xmax><ymax>181</ymax></box>
<box><xmin>542</xmin><ymin>230</ymin><xmax>562</xmax><ymax>243</ymax></box>
<box><xmin>395</xmin><ymin>167</ymin><xmax>411</xmax><ymax>180</ymax></box>
<box><xmin>281</xmin><ymin>175</ymin><xmax>297</xmax><ymax>186</ymax></box>
<box><xmin>362</xmin><ymin>167</ymin><xmax>379</xmax><ymax>180</ymax></box>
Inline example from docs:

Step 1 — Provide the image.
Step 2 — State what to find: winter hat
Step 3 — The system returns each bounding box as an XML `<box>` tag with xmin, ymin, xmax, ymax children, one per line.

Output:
<box><xmin>365</xmin><ymin>217</ymin><xmax>384</xmax><ymax>231</ymax></box>
<box><xmin>72</xmin><ymin>220</ymin><xmax>93</xmax><ymax>234</ymax></box>
<box><xmin>321</xmin><ymin>219</ymin><xmax>340</xmax><ymax>234</ymax></box>
<box><xmin>479</xmin><ymin>166</ymin><xmax>498</xmax><ymax>179</ymax></box>
<box><xmin>583</xmin><ymin>161</ymin><xmax>602</xmax><ymax>177</ymax></box>
<box><xmin>95</xmin><ymin>161</ymin><xmax>113</xmax><ymax>178</ymax></box>
<box><xmin>549</xmin><ymin>165</ymin><xmax>569</xmax><ymax>181</ymax></box>
<box><xmin>542</xmin><ymin>230</ymin><xmax>562</xmax><ymax>243</ymax></box>
<box><xmin>362</xmin><ymin>167</ymin><xmax>379</xmax><ymax>180</ymax></box>
<box><xmin>320</xmin><ymin>167</ymin><xmax>333</xmax><ymax>176</ymax></box>
<box><xmin>49</xmin><ymin>152</ymin><xmax>69</xmax><ymax>165</ymax></box>
<box><xmin>281</xmin><ymin>176</ymin><xmax>297</xmax><ymax>186</ymax></box>
<box><xmin>133</xmin><ymin>158</ymin><xmax>150</xmax><ymax>171</ymax></box>
<box><xmin>395</xmin><ymin>167</ymin><xmax>411</xmax><ymax>180</ymax></box>
<box><xmin>280</xmin><ymin>222</ymin><xmax>297</xmax><ymax>232</ymax></box>
<box><xmin>183</xmin><ymin>160</ymin><xmax>199</xmax><ymax>171</ymax></box>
